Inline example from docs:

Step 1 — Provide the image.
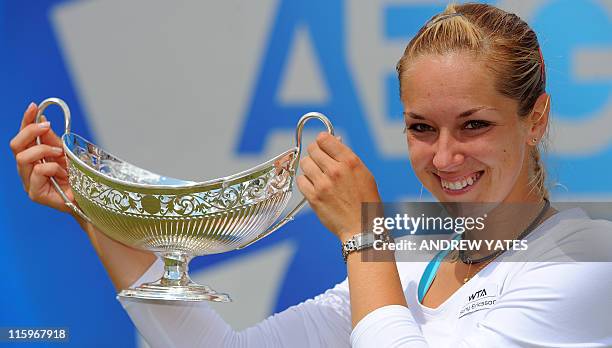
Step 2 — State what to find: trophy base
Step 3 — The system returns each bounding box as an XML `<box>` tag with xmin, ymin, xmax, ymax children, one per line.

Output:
<box><xmin>118</xmin><ymin>282</ymin><xmax>231</xmax><ymax>302</ymax></box>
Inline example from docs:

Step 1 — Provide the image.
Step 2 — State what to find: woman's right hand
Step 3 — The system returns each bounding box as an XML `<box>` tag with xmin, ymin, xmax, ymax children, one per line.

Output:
<box><xmin>10</xmin><ymin>102</ymin><xmax>75</xmax><ymax>214</ymax></box>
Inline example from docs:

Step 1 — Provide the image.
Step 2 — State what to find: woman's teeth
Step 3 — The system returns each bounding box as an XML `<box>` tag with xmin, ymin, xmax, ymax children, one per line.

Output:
<box><xmin>441</xmin><ymin>171</ymin><xmax>482</xmax><ymax>191</ymax></box>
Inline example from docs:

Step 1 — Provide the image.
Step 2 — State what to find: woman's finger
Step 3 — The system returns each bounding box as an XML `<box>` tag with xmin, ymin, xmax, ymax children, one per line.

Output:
<box><xmin>54</xmin><ymin>155</ymin><xmax>68</xmax><ymax>170</ymax></box>
<box><xmin>10</xmin><ymin>122</ymin><xmax>53</xmax><ymax>155</ymax></box>
<box><xmin>31</xmin><ymin>161</ymin><xmax>69</xmax><ymax>180</ymax></box>
<box><xmin>316</xmin><ymin>132</ymin><xmax>355</xmax><ymax>163</ymax></box>
<box><xmin>15</xmin><ymin>144</ymin><xmax>64</xmax><ymax>167</ymax></box>
<box><xmin>300</xmin><ymin>156</ymin><xmax>326</xmax><ymax>185</ymax></box>
<box><xmin>19</xmin><ymin>102</ymin><xmax>38</xmax><ymax>131</ymax></box>
<box><xmin>28</xmin><ymin>162</ymin><xmax>71</xmax><ymax>209</ymax></box>
<box><xmin>296</xmin><ymin>174</ymin><xmax>315</xmax><ymax>199</ymax></box>
<box><xmin>15</xmin><ymin>144</ymin><xmax>65</xmax><ymax>191</ymax></box>
<box><xmin>38</xmin><ymin>124</ymin><xmax>63</xmax><ymax>148</ymax></box>
<box><xmin>307</xmin><ymin>141</ymin><xmax>337</xmax><ymax>175</ymax></box>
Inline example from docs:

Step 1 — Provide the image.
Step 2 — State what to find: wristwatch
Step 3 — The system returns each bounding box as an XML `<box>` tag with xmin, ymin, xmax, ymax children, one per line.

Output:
<box><xmin>341</xmin><ymin>232</ymin><xmax>392</xmax><ymax>262</ymax></box>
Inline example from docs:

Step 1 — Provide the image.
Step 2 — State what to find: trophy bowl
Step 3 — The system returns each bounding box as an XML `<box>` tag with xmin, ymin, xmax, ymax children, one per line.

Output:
<box><xmin>35</xmin><ymin>98</ymin><xmax>334</xmax><ymax>302</ymax></box>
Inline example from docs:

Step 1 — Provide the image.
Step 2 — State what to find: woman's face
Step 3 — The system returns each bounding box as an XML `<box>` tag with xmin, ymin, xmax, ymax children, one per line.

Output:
<box><xmin>401</xmin><ymin>52</ymin><xmax>535</xmax><ymax>203</ymax></box>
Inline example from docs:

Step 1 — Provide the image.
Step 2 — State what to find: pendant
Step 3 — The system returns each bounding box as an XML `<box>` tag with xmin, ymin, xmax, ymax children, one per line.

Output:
<box><xmin>463</xmin><ymin>277</ymin><xmax>469</xmax><ymax>283</ymax></box>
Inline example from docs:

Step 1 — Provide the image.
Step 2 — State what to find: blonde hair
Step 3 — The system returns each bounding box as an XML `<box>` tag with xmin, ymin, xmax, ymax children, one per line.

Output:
<box><xmin>397</xmin><ymin>3</ymin><xmax>549</xmax><ymax>200</ymax></box>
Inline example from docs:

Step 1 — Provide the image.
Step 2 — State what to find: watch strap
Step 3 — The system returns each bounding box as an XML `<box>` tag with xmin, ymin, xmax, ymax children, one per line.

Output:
<box><xmin>341</xmin><ymin>233</ymin><xmax>392</xmax><ymax>262</ymax></box>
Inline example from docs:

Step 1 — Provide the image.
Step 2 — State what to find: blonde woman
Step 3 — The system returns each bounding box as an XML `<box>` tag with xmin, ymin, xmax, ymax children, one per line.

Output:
<box><xmin>10</xmin><ymin>3</ymin><xmax>612</xmax><ymax>347</ymax></box>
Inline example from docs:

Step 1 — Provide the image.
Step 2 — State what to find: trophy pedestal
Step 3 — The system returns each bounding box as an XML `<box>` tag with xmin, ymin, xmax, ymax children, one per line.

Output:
<box><xmin>119</xmin><ymin>281</ymin><xmax>231</xmax><ymax>302</ymax></box>
<box><xmin>118</xmin><ymin>252</ymin><xmax>231</xmax><ymax>302</ymax></box>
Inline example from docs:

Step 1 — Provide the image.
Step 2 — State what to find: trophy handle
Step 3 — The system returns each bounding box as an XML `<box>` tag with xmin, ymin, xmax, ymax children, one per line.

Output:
<box><xmin>237</xmin><ymin>112</ymin><xmax>334</xmax><ymax>249</ymax></box>
<box><xmin>35</xmin><ymin>98</ymin><xmax>92</xmax><ymax>224</ymax></box>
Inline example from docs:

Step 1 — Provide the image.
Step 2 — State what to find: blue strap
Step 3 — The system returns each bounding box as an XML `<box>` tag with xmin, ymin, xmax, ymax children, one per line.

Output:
<box><xmin>417</xmin><ymin>234</ymin><xmax>461</xmax><ymax>303</ymax></box>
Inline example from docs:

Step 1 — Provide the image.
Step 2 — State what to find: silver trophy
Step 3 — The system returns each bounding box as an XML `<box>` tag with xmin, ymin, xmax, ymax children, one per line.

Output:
<box><xmin>35</xmin><ymin>98</ymin><xmax>333</xmax><ymax>302</ymax></box>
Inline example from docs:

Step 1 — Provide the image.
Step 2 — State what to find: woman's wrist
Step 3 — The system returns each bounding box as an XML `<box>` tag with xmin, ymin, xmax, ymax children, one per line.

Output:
<box><xmin>338</xmin><ymin>224</ymin><xmax>362</xmax><ymax>243</ymax></box>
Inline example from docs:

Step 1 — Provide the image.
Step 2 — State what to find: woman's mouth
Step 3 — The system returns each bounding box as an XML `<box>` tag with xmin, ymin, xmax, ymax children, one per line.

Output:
<box><xmin>437</xmin><ymin>170</ymin><xmax>484</xmax><ymax>195</ymax></box>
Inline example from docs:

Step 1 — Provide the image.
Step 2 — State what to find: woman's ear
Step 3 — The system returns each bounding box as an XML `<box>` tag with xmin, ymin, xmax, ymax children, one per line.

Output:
<box><xmin>527</xmin><ymin>93</ymin><xmax>550</xmax><ymax>145</ymax></box>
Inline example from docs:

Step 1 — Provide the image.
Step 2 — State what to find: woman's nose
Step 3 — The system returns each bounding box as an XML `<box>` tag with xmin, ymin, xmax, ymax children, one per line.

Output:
<box><xmin>432</xmin><ymin>130</ymin><xmax>465</xmax><ymax>171</ymax></box>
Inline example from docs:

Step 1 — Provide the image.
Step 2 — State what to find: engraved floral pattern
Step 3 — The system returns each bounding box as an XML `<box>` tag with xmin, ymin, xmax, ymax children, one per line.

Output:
<box><xmin>68</xmin><ymin>149</ymin><xmax>294</xmax><ymax>218</ymax></box>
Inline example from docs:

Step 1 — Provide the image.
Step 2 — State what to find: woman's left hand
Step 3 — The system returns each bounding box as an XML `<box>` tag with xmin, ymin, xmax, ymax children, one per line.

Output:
<box><xmin>296</xmin><ymin>132</ymin><xmax>381</xmax><ymax>242</ymax></box>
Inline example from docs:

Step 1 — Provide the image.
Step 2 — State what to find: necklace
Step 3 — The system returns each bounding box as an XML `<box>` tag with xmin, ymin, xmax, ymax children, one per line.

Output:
<box><xmin>460</xmin><ymin>198</ymin><xmax>551</xmax><ymax>283</ymax></box>
<box><xmin>463</xmin><ymin>258</ymin><xmax>494</xmax><ymax>283</ymax></box>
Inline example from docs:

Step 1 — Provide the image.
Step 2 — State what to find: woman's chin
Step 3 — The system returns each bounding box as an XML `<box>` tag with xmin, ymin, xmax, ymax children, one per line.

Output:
<box><xmin>436</xmin><ymin>193</ymin><xmax>478</xmax><ymax>203</ymax></box>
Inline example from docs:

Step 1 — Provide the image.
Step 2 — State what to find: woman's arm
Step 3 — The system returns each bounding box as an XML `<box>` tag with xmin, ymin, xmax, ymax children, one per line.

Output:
<box><xmin>119</xmin><ymin>258</ymin><xmax>353</xmax><ymax>348</ymax></box>
<box><xmin>345</xmin><ymin>250</ymin><xmax>407</xmax><ymax>327</ymax></box>
<box><xmin>296</xmin><ymin>132</ymin><xmax>408</xmax><ymax>327</ymax></box>
<box><xmin>76</xmin><ymin>216</ymin><xmax>156</xmax><ymax>290</ymax></box>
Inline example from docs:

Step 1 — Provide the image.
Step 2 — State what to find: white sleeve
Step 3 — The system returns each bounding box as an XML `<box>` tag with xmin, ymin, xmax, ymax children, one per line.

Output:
<box><xmin>118</xmin><ymin>258</ymin><xmax>352</xmax><ymax>348</ymax></box>
<box><xmin>351</xmin><ymin>305</ymin><xmax>428</xmax><ymax>347</ymax></box>
<box><xmin>351</xmin><ymin>261</ymin><xmax>612</xmax><ymax>348</ymax></box>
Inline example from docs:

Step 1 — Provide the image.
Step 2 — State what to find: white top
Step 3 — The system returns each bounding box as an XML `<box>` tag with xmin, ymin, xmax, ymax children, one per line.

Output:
<box><xmin>119</xmin><ymin>208</ymin><xmax>612</xmax><ymax>347</ymax></box>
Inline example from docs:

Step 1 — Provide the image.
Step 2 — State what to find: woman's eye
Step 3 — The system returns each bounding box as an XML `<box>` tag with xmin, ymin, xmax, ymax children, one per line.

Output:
<box><xmin>464</xmin><ymin>120</ymin><xmax>491</xmax><ymax>130</ymax></box>
<box><xmin>404</xmin><ymin>123</ymin><xmax>435</xmax><ymax>133</ymax></box>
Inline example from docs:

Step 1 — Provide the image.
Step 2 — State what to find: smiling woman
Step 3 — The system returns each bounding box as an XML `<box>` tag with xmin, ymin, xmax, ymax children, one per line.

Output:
<box><xmin>397</xmin><ymin>3</ymin><xmax>549</xmax><ymax>204</ymax></box>
<box><xmin>401</xmin><ymin>52</ymin><xmax>548</xmax><ymax>202</ymax></box>
<box><xmin>10</xmin><ymin>2</ymin><xmax>612</xmax><ymax>348</ymax></box>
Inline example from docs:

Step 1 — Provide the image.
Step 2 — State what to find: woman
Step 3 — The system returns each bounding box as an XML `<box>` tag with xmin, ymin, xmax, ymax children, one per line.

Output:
<box><xmin>10</xmin><ymin>3</ymin><xmax>612</xmax><ymax>347</ymax></box>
